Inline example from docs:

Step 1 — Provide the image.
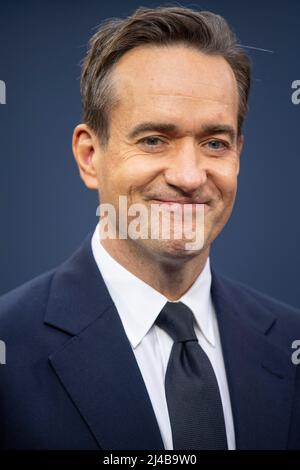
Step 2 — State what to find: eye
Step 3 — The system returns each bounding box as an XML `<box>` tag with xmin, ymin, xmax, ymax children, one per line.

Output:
<box><xmin>206</xmin><ymin>140</ymin><xmax>229</xmax><ymax>152</ymax></box>
<box><xmin>138</xmin><ymin>136</ymin><xmax>165</xmax><ymax>150</ymax></box>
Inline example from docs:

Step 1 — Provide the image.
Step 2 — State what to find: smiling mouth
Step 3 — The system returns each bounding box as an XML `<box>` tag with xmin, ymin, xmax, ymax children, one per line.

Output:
<box><xmin>150</xmin><ymin>198</ymin><xmax>209</xmax><ymax>205</ymax></box>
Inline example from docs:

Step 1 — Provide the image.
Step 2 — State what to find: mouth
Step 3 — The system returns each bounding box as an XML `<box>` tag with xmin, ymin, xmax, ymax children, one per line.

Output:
<box><xmin>147</xmin><ymin>199</ymin><xmax>211</xmax><ymax>217</ymax></box>
<box><xmin>149</xmin><ymin>198</ymin><xmax>210</xmax><ymax>206</ymax></box>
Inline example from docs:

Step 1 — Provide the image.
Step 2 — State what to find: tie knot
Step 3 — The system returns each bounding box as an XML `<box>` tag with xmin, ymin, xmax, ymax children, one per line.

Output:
<box><xmin>156</xmin><ymin>301</ymin><xmax>198</xmax><ymax>343</ymax></box>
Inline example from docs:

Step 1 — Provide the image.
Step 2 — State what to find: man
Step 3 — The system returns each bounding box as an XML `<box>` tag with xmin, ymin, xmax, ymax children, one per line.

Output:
<box><xmin>0</xmin><ymin>5</ymin><xmax>300</xmax><ymax>450</ymax></box>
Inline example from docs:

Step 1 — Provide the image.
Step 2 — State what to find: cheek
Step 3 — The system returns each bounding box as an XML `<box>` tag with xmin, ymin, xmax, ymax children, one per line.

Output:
<box><xmin>211</xmin><ymin>159</ymin><xmax>238</xmax><ymax>200</ymax></box>
<box><xmin>108</xmin><ymin>153</ymin><xmax>165</xmax><ymax>192</ymax></box>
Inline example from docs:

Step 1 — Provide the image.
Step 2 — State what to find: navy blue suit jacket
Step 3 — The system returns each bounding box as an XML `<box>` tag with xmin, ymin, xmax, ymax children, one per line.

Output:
<box><xmin>1</xmin><ymin>233</ymin><xmax>300</xmax><ymax>449</ymax></box>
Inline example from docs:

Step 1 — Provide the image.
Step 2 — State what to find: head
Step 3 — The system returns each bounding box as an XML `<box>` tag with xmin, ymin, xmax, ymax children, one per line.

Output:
<box><xmin>73</xmin><ymin>6</ymin><xmax>251</xmax><ymax>263</ymax></box>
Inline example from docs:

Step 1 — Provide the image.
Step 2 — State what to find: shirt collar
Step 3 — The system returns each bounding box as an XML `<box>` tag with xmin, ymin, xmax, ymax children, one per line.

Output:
<box><xmin>91</xmin><ymin>223</ymin><xmax>216</xmax><ymax>349</ymax></box>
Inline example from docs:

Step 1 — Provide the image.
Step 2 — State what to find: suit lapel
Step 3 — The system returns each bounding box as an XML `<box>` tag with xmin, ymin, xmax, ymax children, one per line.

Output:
<box><xmin>45</xmin><ymin>234</ymin><xmax>164</xmax><ymax>450</ymax></box>
<box><xmin>211</xmin><ymin>268</ymin><xmax>296</xmax><ymax>449</ymax></box>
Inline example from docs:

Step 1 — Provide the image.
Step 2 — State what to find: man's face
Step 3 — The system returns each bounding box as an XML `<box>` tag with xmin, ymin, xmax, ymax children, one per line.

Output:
<box><xmin>92</xmin><ymin>44</ymin><xmax>242</xmax><ymax>261</ymax></box>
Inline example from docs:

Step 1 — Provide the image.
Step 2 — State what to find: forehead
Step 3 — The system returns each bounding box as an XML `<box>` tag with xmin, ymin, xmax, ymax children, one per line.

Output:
<box><xmin>111</xmin><ymin>44</ymin><xmax>239</xmax><ymax>127</ymax></box>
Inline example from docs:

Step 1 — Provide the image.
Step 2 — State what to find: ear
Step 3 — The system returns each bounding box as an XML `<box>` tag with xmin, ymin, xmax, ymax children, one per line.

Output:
<box><xmin>72</xmin><ymin>123</ymin><xmax>101</xmax><ymax>190</ymax></box>
<box><xmin>236</xmin><ymin>134</ymin><xmax>244</xmax><ymax>176</ymax></box>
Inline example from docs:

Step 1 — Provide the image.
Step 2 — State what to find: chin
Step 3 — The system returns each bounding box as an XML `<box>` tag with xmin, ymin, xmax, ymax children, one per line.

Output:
<box><xmin>142</xmin><ymin>238</ymin><xmax>206</xmax><ymax>263</ymax></box>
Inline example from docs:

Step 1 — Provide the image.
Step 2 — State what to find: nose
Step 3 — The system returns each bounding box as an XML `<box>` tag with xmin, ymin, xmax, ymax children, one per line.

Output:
<box><xmin>164</xmin><ymin>141</ymin><xmax>207</xmax><ymax>193</ymax></box>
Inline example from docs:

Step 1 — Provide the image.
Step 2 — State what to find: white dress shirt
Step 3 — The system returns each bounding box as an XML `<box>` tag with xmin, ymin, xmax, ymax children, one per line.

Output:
<box><xmin>91</xmin><ymin>223</ymin><xmax>236</xmax><ymax>450</ymax></box>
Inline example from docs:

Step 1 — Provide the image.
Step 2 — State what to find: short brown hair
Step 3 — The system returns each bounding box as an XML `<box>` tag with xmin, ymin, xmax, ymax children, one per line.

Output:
<box><xmin>80</xmin><ymin>5</ymin><xmax>251</xmax><ymax>145</ymax></box>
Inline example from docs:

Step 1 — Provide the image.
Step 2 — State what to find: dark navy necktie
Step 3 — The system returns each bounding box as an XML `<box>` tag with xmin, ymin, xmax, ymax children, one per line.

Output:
<box><xmin>156</xmin><ymin>301</ymin><xmax>228</xmax><ymax>450</ymax></box>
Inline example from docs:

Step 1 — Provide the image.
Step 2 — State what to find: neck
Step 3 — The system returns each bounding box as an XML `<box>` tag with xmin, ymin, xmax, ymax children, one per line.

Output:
<box><xmin>100</xmin><ymin>237</ymin><xmax>210</xmax><ymax>301</ymax></box>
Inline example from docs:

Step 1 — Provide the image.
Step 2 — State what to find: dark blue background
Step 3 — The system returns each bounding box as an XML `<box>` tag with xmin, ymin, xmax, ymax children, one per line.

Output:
<box><xmin>0</xmin><ymin>0</ymin><xmax>299</xmax><ymax>307</ymax></box>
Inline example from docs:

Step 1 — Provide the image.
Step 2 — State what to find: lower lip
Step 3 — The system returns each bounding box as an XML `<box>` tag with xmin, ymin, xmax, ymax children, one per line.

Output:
<box><xmin>150</xmin><ymin>200</ymin><xmax>209</xmax><ymax>211</ymax></box>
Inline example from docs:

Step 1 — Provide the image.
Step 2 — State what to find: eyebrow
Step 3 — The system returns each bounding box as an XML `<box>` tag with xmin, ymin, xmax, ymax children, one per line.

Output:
<box><xmin>127</xmin><ymin>121</ymin><xmax>237</xmax><ymax>143</ymax></box>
